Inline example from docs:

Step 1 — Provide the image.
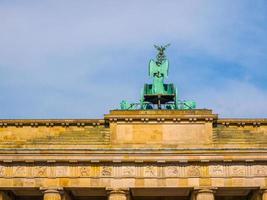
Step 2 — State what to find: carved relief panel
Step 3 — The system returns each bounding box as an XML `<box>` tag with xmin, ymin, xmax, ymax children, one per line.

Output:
<box><xmin>0</xmin><ymin>162</ymin><xmax>265</xmax><ymax>178</ymax></box>
<box><xmin>121</xmin><ymin>166</ymin><xmax>135</xmax><ymax>177</ymax></box>
<box><xmin>34</xmin><ymin>165</ymin><xmax>47</xmax><ymax>177</ymax></box>
<box><xmin>165</xmin><ymin>166</ymin><xmax>180</xmax><ymax>177</ymax></box>
<box><xmin>13</xmin><ymin>165</ymin><xmax>27</xmax><ymax>177</ymax></box>
<box><xmin>55</xmin><ymin>165</ymin><xmax>68</xmax><ymax>177</ymax></box>
<box><xmin>252</xmin><ymin>164</ymin><xmax>267</xmax><ymax>176</ymax></box>
<box><xmin>0</xmin><ymin>165</ymin><xmax>7</xmax><ymax>177</ymax></box>
<box><xmin>144</xmin><ymin>165</ymin><xmax>157</xmax><ymax>177</ymax></box>
<box><xmin>209</xmin><ymin>164</ymin><xmax>225</xmax><ymax>177</ymax></box>
<box><xmin>187</xmin><ymin>165</ymin><xmax>201</xmax><ymax>177</ymax></box>
<box><xmin>229</xmin><ymin>165</ymin><xmax>246</xmax><ymax>177</ymax></box>
<box><xmin>101</xmin><ymin>165</ymin><xmax>113</xmax><ymax>177</ymax></box>
<box><xmin>79</xmin><ymin>165</ymin><xmax>91</xmax><ymax>177</ymax></box>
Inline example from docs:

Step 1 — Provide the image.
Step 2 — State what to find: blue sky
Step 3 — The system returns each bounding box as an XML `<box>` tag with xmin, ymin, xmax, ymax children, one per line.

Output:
<box><xmin>0</xmin><ymin>0</ymin><xmax>267</xmax><ymax>119</ymax></box>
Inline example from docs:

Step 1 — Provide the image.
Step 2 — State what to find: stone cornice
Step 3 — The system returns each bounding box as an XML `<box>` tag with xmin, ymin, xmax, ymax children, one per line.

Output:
<box><xmin>0</xmin><ymin>119</ymin><xmax>105</xmax><ymax>127</ymax></box>
<box><xmin>105</xmin><ymin>109</ymin><xmax>217</xmax><ymax>123</ymax></box>
<box><xmin>1</xmin><ymin>110</ymin><xmax>267</xmax><ymax>127</ymax></box>
<box><xmin>1</xmin><ymin>147</ymin><xmax>267</xmax><ymax>163</ymax></box>
<box><xmin>216</xmin><ymin>118</ymin><xmax>267</xmax><ymax>127</ymax></box>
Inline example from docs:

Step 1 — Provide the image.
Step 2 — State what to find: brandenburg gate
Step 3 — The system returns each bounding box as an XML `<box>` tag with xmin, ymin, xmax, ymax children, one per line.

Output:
<box><xmin>0</xmin><ymin>46</ymin><xmax>266</xmax><ymax>200</ymax></box>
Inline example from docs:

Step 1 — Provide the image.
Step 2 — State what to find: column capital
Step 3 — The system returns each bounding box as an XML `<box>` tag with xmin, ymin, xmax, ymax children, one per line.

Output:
<box><xmin>261</xmin><ymin>187</ymin><xmax>267</xmax><ymax>200</ymax></box>
<box><xmin>40</xmin><ymin>187</ymin><xmax>64</xmax><ymax>194</ymax></box>
<box><xmin>194</xmin><ymin>187</ymin><xmax>216</xmax><ymax>200</ymax></box>
<box><xmin>194</xmin><ymin>187</ymin><xmax>217</xmax><ymax>194</ymax></box>
<box><xmin>260</xmin><ymin>187</ymin><xmax>267</xmax><ymax>194</ymax></box>
<box><xmin>106</xmin><ymin>188</ymin><xmax>129</xmax><ymax>195</ymax></box>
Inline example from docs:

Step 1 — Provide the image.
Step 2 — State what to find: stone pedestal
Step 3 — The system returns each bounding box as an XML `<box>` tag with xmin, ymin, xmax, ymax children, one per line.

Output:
<box><xmin>107</xmin><ymin>189</ymin><xmax>129</xmax><ymax>200</ymax></box>
<box><xmin>43</xmin><ymin>189</ymin><xmax>62</xmax><ymax>200</ymax></box>
<box><xmin>195</xmin><ymin>189</ymin><xmax>215</xmax><ymax>200</ymax></box>
<box><xmin>105</xmin><ymin>110</ymin><xmax>216</xmax><ymax>146</ymax></box>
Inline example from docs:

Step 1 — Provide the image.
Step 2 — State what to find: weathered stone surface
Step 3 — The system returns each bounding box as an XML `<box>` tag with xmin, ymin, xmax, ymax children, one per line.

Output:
<box><xmin>42</xmin><ymin>189</ymin><xmax>62</xmax><ymax>200</ymax></box>
<box><xmin>0</xmin><ymin>109</ymin><xmax>266</xmax><ymax>198</ymax></box>
<box><xmin>194</xmin><ymin>189</ymin><xmax>215</xmax><ymax>200</ymax></box>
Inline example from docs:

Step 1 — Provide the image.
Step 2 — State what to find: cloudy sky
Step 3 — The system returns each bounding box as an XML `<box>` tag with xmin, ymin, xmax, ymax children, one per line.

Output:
<box><xmin>0</xmin><ymin>0</ymin><xmax>267</xmax><ymax>119</ymax></box>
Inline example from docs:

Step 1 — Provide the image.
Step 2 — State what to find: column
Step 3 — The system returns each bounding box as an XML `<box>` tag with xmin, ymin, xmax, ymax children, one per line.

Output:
<box><xmin>195</xmin><ymin>188</ymin><xmax>215</xmax><ymax>200</ymax></box>
<box><xmin>42</xmin><ymin>189</ymin><xmax>62</xmax><ymax>200</ymax></box>
<box><xmin>0</xmin><ymin>191</ymin><xmax>13</xmax><ymax>200</ymax></box>
<box><xmin>107</xmin><ymin>189</ymin><xmax>129</xmax><ymax>200</ymax></box>
<box><xmin>262</xmin><ymin>189</ymin><xmax>267</xmax><ymax>200</ymax></box>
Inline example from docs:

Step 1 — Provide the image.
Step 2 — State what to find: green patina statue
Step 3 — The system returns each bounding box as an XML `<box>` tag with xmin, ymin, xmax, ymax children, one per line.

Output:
<box><xmin>149</xmin><ymin>44</ymin><xmax>170</xmax><ymax>95</ymax></box>
<box><xmin>120</xmin><ymin>44</ymin><xmax>196</xmax><ymax>110</ymax></box>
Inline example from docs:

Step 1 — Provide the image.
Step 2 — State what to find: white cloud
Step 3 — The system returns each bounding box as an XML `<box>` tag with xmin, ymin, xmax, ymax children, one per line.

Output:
<box><xmin>1</xmin><ymin>0</ymin><xmax>266</xmax><ymax>68</ymax></box>
<box><xmin>194</xmin><ymin>80</ymin><xmax>267</xmax><ymax>118</ymax></box>
<box><xmin>0</xmin><ymin>0</ymin><xmax>266</xmax><ymax>118</ymax></box>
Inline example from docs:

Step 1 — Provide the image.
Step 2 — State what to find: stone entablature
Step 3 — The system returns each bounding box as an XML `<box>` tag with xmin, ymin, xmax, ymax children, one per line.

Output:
<box><xmin>0</xmin><ymin>162</ymin><xmax>267</xmax><ymax>179</ymax></box>
<box><xmin>105</xmin><ymin>110</ymin><xmax>217</xmax><ymax>123</ymax></box>
<box><xmin>0</xmin><ymin>110</ymin><xmax>267</xmax><ymax>199</ymax></box>
<box><xmin>217</xmin><ymin>118</ymin><xmax>267</xmax><ymax>127</ymax></box>
<box><xmin>0</xmin><ymin>110</ymin><xmax>266</xmax><ymax>161</ymax></box>
<box><xmin>0</xmin><ymin>119</ymin><xmax>105</xmax><ymax>127</ymax></box>
<box><xmin>0</xmin><ymin>110</ymin><xmax>266</xmax><ymax>148</ymax></box>
<box><xmin>0</xmin><ymin>161</ymin><xmax>266</xmax><ymax>188</ymax></box>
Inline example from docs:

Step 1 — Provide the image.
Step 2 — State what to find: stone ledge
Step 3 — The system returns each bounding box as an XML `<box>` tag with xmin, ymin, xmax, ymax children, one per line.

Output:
<box><xmin>216</xmin><ymin>118</ymin><xmax>267</xmax><ymax>126</ymax></box>
<box><xmin>0</xmin><ymin>119</ymin><xmax>105</xmax><ymax>127</ymax></box>
<box><xmin>105</xmin><ymin>109</ymin><xmax>217</xmax><ymax>123</ymax></box>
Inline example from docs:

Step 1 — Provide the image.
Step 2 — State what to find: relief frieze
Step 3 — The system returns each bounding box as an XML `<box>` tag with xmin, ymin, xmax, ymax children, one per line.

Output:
<box><xmin>79</xmin><ymin>165</ymin><xmax>91</xmax><ymax>177</ymax></box>
<box><xmin>252</xmin><ymin>165</ymin><xmax>267</xmax><ymax>176</ymax></box>
<box><xmin>101</xmin><ymin>166</ymin><xmax>112</xmax><ymax>177</ymax></box>
<box><xmin>144</xmin><ymin>165</ymin><xmax>157</xmax><ymax>177</ymax></box>
<box><xmin>187</xmin><ymin>165</ymin><xmax>201</xmax><ymax>177</ymax></box>
<box><xmin>0</xmin><ymin>162</ymin><xmax>265</xmax><ymax>178</ymax></box>
<box><xmin>34</xmin><ymin>165</ymin><xmax>47</xmax><ymax>177</ymax></box>
<box><xmin>165</xmin><ymin>166</ymin><xmax>179</xmax><ymax>177</ymax></box>
<box><xmin>13</xmin><ymin>165</ymin><xmax>26</xmax><ymax>177</ymax></box>
<box><xmin>55</xmin><ymin>165</ymin><xmax>68</xmax><ymax>177</ymax></box>
<box><xmin>122</xmin><ymin>166</ymin><xmax>135</xmax><ymax>177</ymax></box>
<box><xmin>0</xmin><ymin>166</ymin><xmax>6</xmax><ymax>177</ymax></box>
<box><xmin>209</xmin><ymin>164</ymin><xmax>225</xmax><ymax>177</ymax></box>
<box><xmin>229</xmin><ymin>165</ymin><xmax>246</xmax><ymax>177</ymax></box>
